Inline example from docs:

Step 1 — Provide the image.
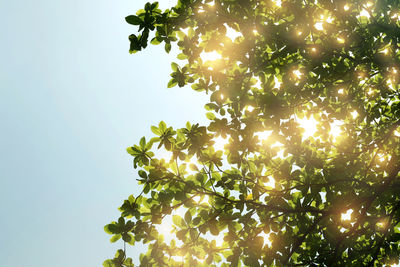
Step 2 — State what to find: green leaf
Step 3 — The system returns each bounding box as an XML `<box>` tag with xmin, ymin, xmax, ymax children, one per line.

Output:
<box><xmin>206</xmin><ymin>112</ymin><xmax>216</xmax><ymax>120</ymax></box>
<box><xmin>125</xmin><ymin>15</ymin><xmax>142</xmax><ymax>25</ymax></box>
<box><xmin>177</xmin><ymin>53</ymin><xmax>187</xmax><ymax>60</ymax></box>
<box><xmin>110</xmin><ymin>234</ymin><xmax>121</xmax><ymax>243</ymax></box>
<box><xmin>172</xmin><ymin>215</ymin><xmax>186</xmax><ymax>228</ymax></box>
<box><xmin>171</xmin><ymin>62</ymin><xmax>179</xmax><ymax>72</ymax></box>
<box><xmin>167</xmin><ymin>78</ymin><xmax>177</xmax><ymax>88</ymax></box>
<box><xmin>165</xmin><ymin>42</ymin><xmax>171</xmax><ymax>53</ymax></box>
<box><xmin>184</xmin><ymin>210</ymin><xmax>192</xmax><ymax>223</ymax></box>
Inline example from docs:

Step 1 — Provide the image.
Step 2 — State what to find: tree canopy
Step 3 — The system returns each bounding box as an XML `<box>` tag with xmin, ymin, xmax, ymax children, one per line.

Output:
<box><xmin>104</xmin><ymin>0</ymin><xmax>400</xmax><ymax>266</ymax></box>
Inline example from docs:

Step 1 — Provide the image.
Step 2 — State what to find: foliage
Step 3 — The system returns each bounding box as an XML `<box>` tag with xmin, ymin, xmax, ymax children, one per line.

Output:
<box><xmin>105</xmin><ymin>0</ymin><xmax>400</xmax><ymax>266</ymax></box>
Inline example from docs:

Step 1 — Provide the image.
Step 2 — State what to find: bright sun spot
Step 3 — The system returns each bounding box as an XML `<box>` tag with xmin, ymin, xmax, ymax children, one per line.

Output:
<box><xmin>274</xmin><ymin>76</ymin><xmax>282</xmax><ymax>89</ymax></box>
<box><xmin>297</xmin><ymin>115</ymin><xmax>318</xmax><ymax>140</ymax></box>
<box><xmin>377</xmin><ymin>153</ymin><xmax>388</xmax><ymax>163</ymax></box>
<box><xmin>338</xmin><ymin>88</ymin><xmax>344</xmax><ymax>94</ymax></box>
<box><xmin>272</xmin><ymin>0</ymin><xmax>282</xmax><ymax>8</ymax></box>
<box><xmin>171</xmin><ymin>256</ymin><xmax>184</xmax><ymax>262</ymax></box>
<box><xmin>254</xmin><ymin>76</ymin><xmax>262</xmax><ymax>89</ymax></box>
<box><xmin>157</xmin><ymin>149</ymin><xmax>173</xmax><ymax>163</ymax></box>
<box><xmin>271</xmin><ymin>142</ymin><xmax>285</xmax><ymax>159</ymax></box>
<box><xmin>387</xmin><ymin>79</ymin><xmax>395</xmax><ymax>90</ymax></box>
<box><xmin>330</xmin><ymin>120</ymin><xmax>344</xmax><ymax>141</ymax></box>
<box><xmin>213</xmin><ymin>135</ymin><xmax>230</xmax><ymax>151</ymax></box>
<box><xmin>245</xmin><ymin>105</ymin><xmax>255</xmax><ymax>112</ymax></box>
<box><xmin>341</xmin><ymin>209</ymin><xmax>353</xmax><ymax>221</ymax></box>
<box><xmin>259</xmin><ymin>231</ymin><xmax>272</xmax><ymax>247</ymax></box>
<box><xmin>344</xmin><ymin>4</ymin><xmax>350</xmax><ymax>11</ymax></box>
<box><xmin>156</xmin><ymin>206</ymin><xmax>187</xmax><ymax>244</ymax></box>
<box><xmin>350</xmin><ymin>110</ymin><xmax>358</xmax><ymax>119</ymax></box>
<box><xmin>314</xmin><ymin>22</ymin><xmax>324</xmax><ymax>31</ymax></box>
<box><xmin>359</xmin><ymin>9</ymin><xmax>371</xmax><ymax>18</ymax></box>
<box><xmin>207</xmin><ymin>0</ymin><xmax>215</xmax><ymax>7</ymax></box>
<box><xmin>193</xmin><ymin>195</ymin><xmax>209</xmax><ymax>205</ymax></box>
<box><xmin>293</xmin><ymin>69</ymin><xmax>302</xmax><ymax>79</ymax></box>
<box><xmin>380</xmin><ymin>48</ymin><xmax>389</xmax><ymax>55</ymax></box>
<box><xmin>224</xmin><ymin>23</ymin><xmax>242</xmax><ymax>42</ymax></box>
<box><xmin>325</xmin><ymin>16</ymin><xmax>334</xmax><ymax>23</ymax></box>
<box><xmin>394</xmin><ymin>129</ymin><xmax>400</xmax><ymax>137</ymax></box>
<box><xmin>263</xmin><ymin>176</ymin><xmax>275</xmax><ymax>189</ymax></box>
<box><xmin>200</xmin><ymin>51</ymin><xmax>222</xmax><ymax>62</ymax></box>
<box><xmin>255</xmin><ymin>130</ymin><xmax>273</xmax><ymax>142</ymax></box>
<box><xmin>337</xmin><ymin>37</ymin><xmax>345</xmax><ymax>44</ymax></box>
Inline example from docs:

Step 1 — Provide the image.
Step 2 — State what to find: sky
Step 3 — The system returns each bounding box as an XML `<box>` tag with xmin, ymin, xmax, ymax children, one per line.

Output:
<box><xmin>0</xmin><ymin>0</ymin><xmax>209</xmax><ymax>266</ymax></box>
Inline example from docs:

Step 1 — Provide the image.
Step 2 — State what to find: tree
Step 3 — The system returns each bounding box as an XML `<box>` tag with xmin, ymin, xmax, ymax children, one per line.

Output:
<box><xmin>104</xmin><ymin>0</ymin><xmax>400</xmax><ymax>266</ymax></box>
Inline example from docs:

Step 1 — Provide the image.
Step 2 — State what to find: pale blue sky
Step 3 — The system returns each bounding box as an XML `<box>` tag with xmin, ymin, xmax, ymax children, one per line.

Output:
<box><xmin>0</xmin><ymin>0</ymin><xmax>208</xmax><ymax>266</ymax></box>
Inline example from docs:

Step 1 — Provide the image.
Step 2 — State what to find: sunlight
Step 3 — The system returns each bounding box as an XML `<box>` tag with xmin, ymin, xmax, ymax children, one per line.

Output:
<box><xmin>213</xmin><ymin>135</ymin><xmax>230</xmax><ymax>151</ymax></box>
<box><xmin>193</xmin><ymin>195</ymin><xmax>209</xmax><ymax>205</ymax></box>
<box><xmin>156</xmin><ymin>206</ymin><xmax>187</xmax><ymax>244</ymax></box>
<box><xmin>205</xmin><ymin>229</ymin><xmax>227</xmax><ymax>248</ymax></box>
<box><xmin>263</xmin><ymin>176</ymin><xmax>275</xmax><ymax>189</ymax></box>
<box><xmin>293</xmin><ymin>69</ymin><xmax>302</xmax><ymax>79</ymax></box>
<box><xmin>350</xmin><ymin>110</ymin><xmax>358</xmax><ymax>119</ymax></box>
<box><xmin>338</xmin><ymin>88</ymin><xmax>344</xmax><ymax>94</ymax></box>
<box><xmin>200</xmin><ymin>51</ymin><xmax>222</xmax><ymax>62</ymax></box>
<box><xmin>365</xmin><ymin>1</ymin><xmax>373</xmax><ymax>8</ymax></box>
<box><xmin>255</xmin><ymin>130</ymin><xmax>273</xmax><ymax>143</ymax></box>
<box><xmin>272</xmin><ymin>0</ymin><xmax>282</xmax><ymax>8</ymax></box>
<box><xmin>387</xmin><ymin>79</ymin><xmax>395</xmax><ymax>90</ymax></box>
<box><xmin>344</xmin><ymin>4</ymin><xmax>350</xmax><ymax>11</ymax></box>
<box><xmin>380</xmin><ymin>48</ymin><xmax>389</xmax><ymax>55</ymax></box>
<box><xmin>337</xmin><ymin>37</ymin><xmax>345</xmax><ymax>44</ymax></box>
<box><xmin>207</xmin><ymin>0</ymin><xmax>215</xmax><ymax>7</ymax></box>
<box><xmin>378</xmin><ymin>153</ymin><xmax>385</xmax><ymax>162</ymax></box>
<box><xmin>157</xmin><ymin>149</ymin><xmax>173</xmax><ymax>163</ymax></box>
<box><xmin>259</xmin><ymin>231</ymin><xmax>272</xmax><ymax>247</ymax></box>
<box><xmin>341</xmin><ymin>209</ymin><xmax>353</xmax><ymax>221</ymax></box>
<box><xmin>297</xmin><ymin>115</ymin><xmax>318</xmax><ymax>140</ymax></box>
<box><xmin>245</xmin><ymin>105</ymin><xmax>255</xmax><ymax>112</ymax></box>
<box><xmin>224</xmin><ymin>23</ymin><xmax>242</xmax><ymax>42</ymax></box>
<box><xmin>376</xmin><ymin>218</ymin><xmax>388</xmax><ymax>230</ymax></box>
<box><xmin>314</xmin><ymin>22</ymin><xmax>324</xmax><ymax>31</ymax></box>
<box><xmin>324</xmin><ymin>16</ymin><xmax>334</xmax><ymax>24</ymax></box>
<box><xmin>359</xmin><ymin>9</ymin><xmax>371</xmax><ymax>18</ymax></box>
<box><xmin>171</xmin><ymin>256</ymin><xmax>184</xmax><ymax>262</ymax></box>
<box><xmin>271</xmin><ymin>141</ymin><xmax>285</xmax><ymax>159</ymax></box>
<box><xmin>185</xmin><ymin>156</ymin><xmax>200</xmax><ymax>175</ymax></box>
<box><xmin>274</xmin><ymin>76</ymin><xmax>282</xmax><ymax>89</ymax></box>
<box><xmin>394</xmin><ymin>129</ymin><xmax>400</xmax><ymax>137</ymax></box>
<box><xmin>181</xmin><ymin>27</ymin><xmax>189</xmax><ymax>36</ymax></box>
<box><xmin>330</xmin><ymin>120</ymin><xmax>344</xmax><ymax>141</ymax></box>
<box><xmin>391</xmin><ymin>12</ymin><xmax>400</xmax><ymax>21</ymax></box>
<box><xmin>253</xmin><ymin>76</ymin><xmax>262</xmax><ymax>89</ymax></box>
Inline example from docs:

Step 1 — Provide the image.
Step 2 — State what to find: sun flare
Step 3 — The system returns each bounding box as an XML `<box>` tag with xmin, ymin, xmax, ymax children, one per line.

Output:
<box><xmin>200</xmin><ymin>51</ymin><xmax>222</xmax><ymax>62</ymax></box>
<box><xmin>341</xmin><ymin>209</ymin><xmax>353</xmax><ymax>221</ymax></box>
<box><xmin>297</xmin><ymin>115</ymin><xmax>318</xmax><ymax>140</ymax></box>
<box><xmin>213</xmin><ymin>135</ymin><xmax>230</xmax><ymax>151</ymax></box>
